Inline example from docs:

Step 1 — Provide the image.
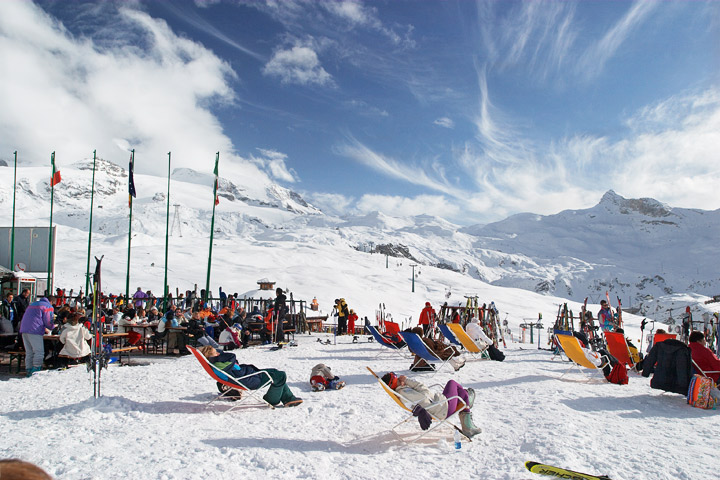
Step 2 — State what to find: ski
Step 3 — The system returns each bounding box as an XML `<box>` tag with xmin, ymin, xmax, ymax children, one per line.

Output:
<box><xmin>89</xmin><ymin>256</ymin><xmax>107</xmax><ymax>399</ymax></box>
<box><xmin>525</xmin><ymin>461</ymin><xmax>612</xmax><ymax>480</ymax></box>
<box><xmin>616</xmin><ymin>296</ymin><xmax>623</xmax><ymax>328</ymax></box>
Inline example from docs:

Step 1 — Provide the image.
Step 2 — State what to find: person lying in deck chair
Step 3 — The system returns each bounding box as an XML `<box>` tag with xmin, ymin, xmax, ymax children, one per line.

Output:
<box><xmin>407</xmin><ymin>327</ymin><xmax>466</xmax><ymax>372</ymax></box>
<box><xmin>198</xmin><ymin>345</ymin><xmax>303</xmax><ymax>407</ymax></box>
<box><xmin>381</xmin><ymin>372</ymin><xmax>481</xmax><ymax>438</ymax></box>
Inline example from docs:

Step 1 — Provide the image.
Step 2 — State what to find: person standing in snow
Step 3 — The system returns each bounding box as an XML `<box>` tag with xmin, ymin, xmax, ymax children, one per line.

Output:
<box><xmin>335</xmin><ymin>298</ymin><xmax>349</xmax><ymax>335</ymax></box>
<box><xmin>598</xmin><ymin>300</ymin><xmax>615</xmax><ymax>333</ymax></box>
<box><xmin>418</xmin><ymin>302</ymin><xmax>435</xmax><ymax>336</ymax></box>
<box><xmin>18</xmin><ymin>295</ymin><xmax>55</xmax><ymax>376</ymax></box>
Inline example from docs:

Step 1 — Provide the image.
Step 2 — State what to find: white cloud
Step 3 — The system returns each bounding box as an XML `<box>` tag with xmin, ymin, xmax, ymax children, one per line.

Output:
<box><xmin>356</xmin><ymin>194</ymin><xmax>461</xmax><ymax>219</ymax></box>
<box><xmin>434</xmin><ymin>117</ymin><xmax>454</xmax><ymax>129</ymax></box>
<box><xmin>250</xmin><ymin>148</ymin><xmax>299</xmax><ymax>183</ymax></box>
<box><xmin>263</xmin><ymin>44</ymin><xmax>334</xmax><ymax>87</ymax></box>
<box><xmin>308</xmin><ymin>192</ymin><xmax>353</xmax><ymax>216</ymax></box>
<box><xmin>0</xmin><ymin>0</ymin><xmax>275</xmax><ymax>191</ymax></box>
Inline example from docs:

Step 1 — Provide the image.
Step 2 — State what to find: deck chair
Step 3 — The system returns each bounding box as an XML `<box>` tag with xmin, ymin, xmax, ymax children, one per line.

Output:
<box><xmin>446</xmin><ymin>323</ymin><xmax>488</xmax><ymax>359</ymax></box>
<box><xmin>366</xmin><ymin>366</ymin><xmax>470</xmax><ymax>445</ymax></box>
<box><xmin>604</xmin><ymin>331</ymin><xmax>636</xmax><ymax>369</ymax></box>
<box><xmin>653</xmin><ymin>333</ymin><xmax>677</xmax><ymax>344</ymax></box>
<box><xmin>367</xmin><ymin>325</ymin><xmax>408</xmax><ymax>359</ymax></box>
<box><xmin>691</xmin><ymin>358</ymin><xmax>720</xmax><ymax>380</ymax></box>
<box><xmin>400</xmin><ymin>331</ymin><xmax>455</xmax><ymax>374</ymax></box>
<box><xmin>438</xmin><ymin>324</ymin><xmax>463</xmax><ymax>348</ymax></box>
<box><xmin>555</xmin><ymin>334</ymin><xmax>610</xmax><ymax>381</ymax></box>
<box><xmin>187</xmin><ymin>345</ymin><xmax>275</xmax><ymax>412</ymax></box>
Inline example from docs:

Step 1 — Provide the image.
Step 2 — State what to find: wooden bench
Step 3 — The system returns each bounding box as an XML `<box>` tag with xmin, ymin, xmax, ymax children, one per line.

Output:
<box><xmin>111</xmin><ymin>346</ymin><xmax>141</xmax><ymax>364</ymax></box>
<box><xmin>7</xmin><ymin>351</ymin><xmax>24</xmax><ymax>374</ymax></box>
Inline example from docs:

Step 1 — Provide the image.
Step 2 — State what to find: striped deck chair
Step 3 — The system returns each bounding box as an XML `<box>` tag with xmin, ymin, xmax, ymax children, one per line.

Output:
<box><xmin>400</xmin><ymin>331</ymin><xmax>455</xmax><ymax>374</ymax></box>
<box><xmin>604</xmin><ymin>331</ymin><xmax>637</xmax><ymax>369</ymax></box>
<box><xmin>187</xmin><ymin>346</ymin><xmax>275</xmax><ymax>412</ymax></box>
<box><xmin>555</xmin><ymin>334</ymin><xmax>610</xmax><ymax>381</ymax></box>
<box><xmin>447</xmin><ymin>323</ymin><xmax>488</xmax><ymax>359</ymax></box>
<box><xmin>366</xmin><ymin>367</ymin><xmax>470</xmax><ymax>445</ymax></box>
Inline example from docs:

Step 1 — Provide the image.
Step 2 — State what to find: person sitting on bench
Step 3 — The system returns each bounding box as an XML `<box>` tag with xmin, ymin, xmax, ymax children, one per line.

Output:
<box><xmin>58</xmin><ymin>313</ymin><xmax>92</xmax><ymax>366</ymax></box>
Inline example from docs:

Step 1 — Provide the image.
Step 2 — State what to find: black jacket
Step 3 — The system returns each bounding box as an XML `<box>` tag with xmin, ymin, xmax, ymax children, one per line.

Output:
<box><xmin>641</xmin><ymin>339</ymin><xmax>692</xmax><ymax>395</ymax></box>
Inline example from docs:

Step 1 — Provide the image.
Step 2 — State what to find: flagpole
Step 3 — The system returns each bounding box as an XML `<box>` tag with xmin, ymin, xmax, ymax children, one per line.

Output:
<box><xmin>125</xmin><ymin>149</ymin><xmax>134</xmax><ymax>304</ymax></box>
<box><xmin>205</xmin><ymin>152</ymin><xmax>219</xmax><ymax>304</ymax></box>
<box><xmin>47</xmin><ymin>151</ymin><xmax>56</xmax><ymax>295</ymax></box>
<box><xmin>85</xmin><ymin>150</ymin><xmax>97</xmax><ymax>297</ymax></box>
<box><xmin>10</xmin><ymin>151</ymin><xmax>18</xmax><ymax>272</ymax></box>
<box><xmin>163</xmin><ymin>151</ymin><xmax>171</xmax><ymax>312</ymax></box>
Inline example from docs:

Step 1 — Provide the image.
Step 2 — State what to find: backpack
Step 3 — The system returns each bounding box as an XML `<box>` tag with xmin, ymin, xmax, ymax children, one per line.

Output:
<box><xmin>487</xmin><ymin>344</ymin><xmax>505</xmax><ymax>362</ymax></box>
<box><xmin>687</xmin><ymin>374</ymin><xmax>716</xmax><ymax>409</ymax></box>
<box><xmin>607</xmin><ymin>363</ymin><xmax>629</xmax><ymax>385</ymax></box>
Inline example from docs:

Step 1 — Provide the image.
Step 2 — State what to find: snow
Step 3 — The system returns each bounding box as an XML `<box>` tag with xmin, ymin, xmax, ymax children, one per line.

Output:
<box><xmin>1</xmin><ymin>161</ymin><xmax>719</xmax><ymax>479</ymax></box>
<box><xmin>2</xmin><ymin>336</ymin><xmax>718</xmax><ymax>479</ymax></box>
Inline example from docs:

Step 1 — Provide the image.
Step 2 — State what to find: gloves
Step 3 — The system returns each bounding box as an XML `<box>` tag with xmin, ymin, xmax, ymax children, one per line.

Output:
<box><xmin>412</xmin><ymin>404</ymin><xmax>432</xmax><ymax>430</ymax></box>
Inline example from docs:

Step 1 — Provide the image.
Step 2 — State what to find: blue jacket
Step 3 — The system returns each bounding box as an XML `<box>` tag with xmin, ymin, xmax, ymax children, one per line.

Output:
<box><xmin>208</xmin><ymin>351</ymin><xmax>265</xmax><ymax>390</ymax></box>
<box><xmin>19</xmin><ymin>297</ymin><xmax>55</xmax><ymax>335</ymax></box>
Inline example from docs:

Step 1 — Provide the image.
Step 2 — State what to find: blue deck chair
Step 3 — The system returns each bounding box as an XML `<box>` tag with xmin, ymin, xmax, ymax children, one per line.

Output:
<box><xmin>399</xmin><ymin>331</ymin><xmax>455</xmax><ymax>375</ymax></box>
<box><xmin>438</xmin><ymin>323</ymin><xmax>463</xmax><ymax>349</ymax></box>
<box><xmin>367</xmin><ymin>325</ymin><xmax>408</xmax><ymax>359</ymax></box>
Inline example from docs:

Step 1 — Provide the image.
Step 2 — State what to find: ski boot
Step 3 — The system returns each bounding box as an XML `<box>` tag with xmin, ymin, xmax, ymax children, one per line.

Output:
<box><xmin>352</xmin><ymin>336</ymin><xmax>358</xmax><ymax>343</ymax></box>
<box><xmin>466</xmin><ymin>387</ymin><xmax>475</xmax><ymax>409</ymax></box>
<box><xmin>459</xmin><ymin>411</ymin><xmax>482</xmax><ymax>438</ymax></box>
<box><xmin>329</xmin><ymin>380</ymin><xmax>346</xmax><ymax>390</ymax></box>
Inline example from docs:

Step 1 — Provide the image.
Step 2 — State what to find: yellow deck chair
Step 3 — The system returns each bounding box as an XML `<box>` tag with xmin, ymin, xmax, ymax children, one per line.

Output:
<box><xmin>366</xmin><ymin>367</ymin><xmax>471</xmax><ymax>444</ymax></box>
<box><xmin>447</xmin><ymin>323</ymin><xmax>488</xmax><ymax>359</ymax></box>
<box><xmin>555</xmin><ymin>334</ymin><xmax>610</xmax><ymax>381</ymax></box>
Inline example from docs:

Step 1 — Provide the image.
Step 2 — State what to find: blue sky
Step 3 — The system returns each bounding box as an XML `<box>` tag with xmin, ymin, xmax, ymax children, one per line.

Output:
<box><xmin>1</xmin><ymin>0</ymin><xmax>718</xmax><ymax>225</ymax></box>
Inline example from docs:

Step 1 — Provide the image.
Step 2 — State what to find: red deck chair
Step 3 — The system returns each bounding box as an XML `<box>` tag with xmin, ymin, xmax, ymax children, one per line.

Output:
<box><xmin>604</xmin><ymin>331</ymin><xmax>635</xmax><ymax>368</ymax></box>
<box><xmin>187</xmin><ymin>345</ymin><xmax>275</xmax><ymax>412</ymax></box>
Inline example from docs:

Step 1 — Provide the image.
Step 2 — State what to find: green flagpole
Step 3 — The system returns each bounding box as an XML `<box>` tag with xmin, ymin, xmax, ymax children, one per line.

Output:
<box><xmin>125</xmin><ymin>149</ymin><xmax>134</xmax><ymax>305</ymax></box>
<box><xmin>47</xmin><ymin>151</ymin><xmax>56</xmax><ymax>296</ymax></box>
<box><xmin>163</xmin><ymin>152</ymin><xmax>171</xmax><ymax>312</ymax></box>
<box><xmin>205</xmin><ymin>152</ymin><xmax>219</xmax><ymax>304</ymax></box>
<box><xmin>85</xmin><ymin>150</ymin><xmax>97</xmax><ymax>297</ymax></box>
<box><xmin>10</xmin><ymin>151</ymin><xmax>18</xmax><ymax>272</ymax></box>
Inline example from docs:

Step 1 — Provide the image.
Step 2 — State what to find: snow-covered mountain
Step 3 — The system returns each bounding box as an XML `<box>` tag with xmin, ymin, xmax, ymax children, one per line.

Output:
<box><xmin>1</xmin><ymin>159</ymin><xmax>718</xmax><ymax>322</ymax></box>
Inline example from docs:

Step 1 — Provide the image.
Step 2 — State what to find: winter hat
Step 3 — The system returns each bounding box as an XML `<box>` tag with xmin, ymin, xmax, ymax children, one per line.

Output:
<box><xmin>425</xmin><ymin>302</ymin><xmax>431</xmax><ymax>307</ymax></box>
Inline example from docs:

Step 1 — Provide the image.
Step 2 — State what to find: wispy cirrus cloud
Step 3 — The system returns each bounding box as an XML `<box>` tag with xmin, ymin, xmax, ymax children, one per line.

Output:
<box><xmin>334</xmin><ymin>137</ymin><xmax>461</xmax><ymax>198</ymax></box>
<box><xmin>576</xmin><ymin>1</ymin><xmax>658</xmax><ymax>80</ymax></box>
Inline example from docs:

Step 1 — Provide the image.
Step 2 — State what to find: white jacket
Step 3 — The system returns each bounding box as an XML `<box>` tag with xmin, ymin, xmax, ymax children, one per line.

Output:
<box><xmin>395</xmin><ymin>378</ymin><xmax>448</xmax><ymax>420</ymax></box>
<box><xmin>59</xmin><ymin>323</ymin><xmax>92</xmax><ymax>358</ymax></box>
<box><xmin>466</xmin><ymin>321</ymin><xmax>492</xmax><ymax>347</ymax></box>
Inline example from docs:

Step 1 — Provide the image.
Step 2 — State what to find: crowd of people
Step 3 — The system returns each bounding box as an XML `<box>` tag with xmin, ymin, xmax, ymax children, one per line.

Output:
<box><xmin>0</xmin><ymin>285</ymin><xmax>306</xmax><ymax>376</ymax></box>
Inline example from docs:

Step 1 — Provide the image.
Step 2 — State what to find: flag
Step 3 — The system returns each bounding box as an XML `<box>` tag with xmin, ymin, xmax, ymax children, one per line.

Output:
<box><xmin>50</xmin><ymin>154</ymin><xmax>61</xmax><ymax>186</ymax></box>
<box><xmin>213</xmin><ymin>156</ymin><xmax>219</xmax><ymax>206</ymax></box>
<box><xmin>128</xmin><ymin>153</ymin><xmax>136</xmax><ymax>208</ymax></box>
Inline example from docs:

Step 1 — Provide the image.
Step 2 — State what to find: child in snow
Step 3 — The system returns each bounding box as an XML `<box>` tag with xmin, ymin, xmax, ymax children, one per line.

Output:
<box><xmin>310</xmin><ymin>363</ymin><xmax>345</xmax><ymax>391</ymax></box>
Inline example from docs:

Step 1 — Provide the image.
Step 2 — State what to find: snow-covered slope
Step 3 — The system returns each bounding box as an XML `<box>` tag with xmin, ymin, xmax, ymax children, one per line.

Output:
<box><xmin>1</xmin><ymin>161</ymin><xmax>718</xmax><ymax>324</ymax></box>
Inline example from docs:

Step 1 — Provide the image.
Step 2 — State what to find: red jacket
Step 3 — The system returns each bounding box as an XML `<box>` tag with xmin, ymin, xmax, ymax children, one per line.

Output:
<box><xmin>689</xmin><ymin>341</ymin><xmax>720</xmax><ymax>382</ymax></box>
<box><xmin>418</xmin><ymin>306</ymin><xmax>435</xmax><ymax>325</ymax></box>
